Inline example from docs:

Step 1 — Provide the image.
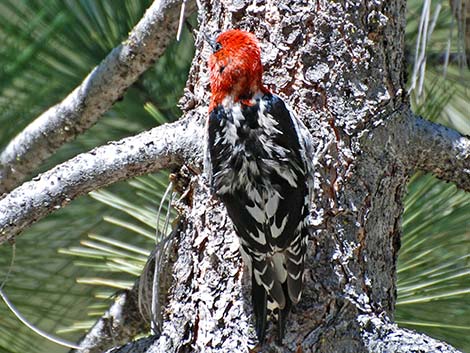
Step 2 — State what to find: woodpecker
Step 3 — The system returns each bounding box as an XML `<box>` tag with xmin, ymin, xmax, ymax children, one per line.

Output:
<box><xmin>204</xmin><ymin>29</ymin><xmax>312</xmax><ymax>343</ymax></box>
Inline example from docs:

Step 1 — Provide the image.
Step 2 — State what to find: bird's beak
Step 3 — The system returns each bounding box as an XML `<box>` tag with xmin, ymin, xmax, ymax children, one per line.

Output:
<box><xmin>204</xmin><ymin>32</ymin><xmax>218</xmax><ymax>52</ymax></box>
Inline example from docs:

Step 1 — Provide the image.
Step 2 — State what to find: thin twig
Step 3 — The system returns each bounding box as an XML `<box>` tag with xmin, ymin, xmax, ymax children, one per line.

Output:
<box><xmin>151</xmin><ymin>181</ymin><xmax>174</xmax><ymax>334</ymax></box>
<box><xmin>177</xmin><ymin>0</ymin><xmax>187</xmax><ymax>41</ymax></box>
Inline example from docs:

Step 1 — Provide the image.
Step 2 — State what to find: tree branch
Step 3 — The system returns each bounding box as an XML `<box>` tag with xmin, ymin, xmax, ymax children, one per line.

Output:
<box><xmin>0</xmin><ymin>118</ymin><xmax>203</xmax><ymax>245</ymax></box>
<box><xmin>0</xmin><ymin>0</ymin><xmax>196</xmax><ymax>195</ymax></box>
<box><xmin>70</xmin><ymin>287</ymin><xmax>147</xmax><ymax>353</ymax></box>
<box><xmin>400</xmin><ymin>112</ymin><xmax>470</xmax><ymax>191</ymax></box>
<box><xmin>105</xmin><ymin>336</ymin><xmax>158</xmax><ymax>353</ymax></box>
<box><xmin>360</xmin><ymin>314</ymin><xmax>462</xmax><ymax>353</ymax></box>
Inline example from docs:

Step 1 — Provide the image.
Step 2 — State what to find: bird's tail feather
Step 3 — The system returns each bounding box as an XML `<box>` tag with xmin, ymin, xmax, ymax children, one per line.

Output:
<box><xmin>252</xmin><ymin>272</ymin><xmax>267</xmax><ymax>342</ymax></box>
<box><xmin>286</xmin><ymin>247</ymin><xmax>305</xmax><ymax>304</ymax></box>
<box><xmin>277</xmin><ymin>282</ymin><xmax>292</xmax><ymax>344</ymax></box>
<box><xmin>252</xmin><ymin>255</ymin><xmax>295</xmax><ymax>343</ymax></box>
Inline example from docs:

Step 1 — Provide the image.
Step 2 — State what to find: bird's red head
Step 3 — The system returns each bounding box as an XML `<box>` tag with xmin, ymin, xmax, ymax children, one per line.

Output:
<box><xmin>208</xmin><ymin>29</ymin><xmax>269</xmax><ymax>112</ymax></box>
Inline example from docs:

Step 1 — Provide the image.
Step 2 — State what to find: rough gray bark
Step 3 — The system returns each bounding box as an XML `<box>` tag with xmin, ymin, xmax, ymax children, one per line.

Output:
<box><xmin>104</xmin><ymin>336</ymin><xmax>158</xmax><ymax>353</ymax></box>
<box><xmin>70</xmin><ymin>287</ymin><xmax>147</xmax><ymax>353</ymax></box>
<box><xmin>0</xmin><ymin>119</ymin><xmax>203</xmax><ymax>244</ymax></box>
<box><xmin>359</xmin><ymin>314</ymin><xmax>462</xmax><ymax>353</ymax></box>
<box><xmin>401</xmin><ymin>113</ymin><xmax>470</xmax><ymax>191</ymax></box>
<box><xmin>0</xmin><ymin>0</ymin><xmax>469</xmax><ymax>352</ymax></box>
<box><xmin>0</xmin><ymin>0</ymin><xmax>196</xmax><ymax>195</ymax></box>
<box><xmin>110</xmin><ymin>1</ymin><xmax>467</xmax><ymax>352</ymax></box>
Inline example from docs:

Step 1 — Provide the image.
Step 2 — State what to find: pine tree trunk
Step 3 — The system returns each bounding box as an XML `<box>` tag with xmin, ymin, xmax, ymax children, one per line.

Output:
<box><xmin>145</xmin><ymin>1</ymin><xmax>462</xmax><ymax>352</ymax></box>
<box><xmin>0</xmin><ymin>0</ymin><xmax>466</xmax><ymax>352</ymax></box>
<box><xmin>39</xmin><ymin>1</ymin><xmax>464</xmax><ymax>352</ymax></box>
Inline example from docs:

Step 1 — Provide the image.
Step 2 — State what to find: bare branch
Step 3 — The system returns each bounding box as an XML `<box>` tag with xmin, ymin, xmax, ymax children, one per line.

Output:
<box><xmin>70</xmin><ymin>287</ymin><xmax>147</xmax><ymax>353</ymax></box>
<box><xmin>360</xmin><ymin>314</ymin><xmax>462</xmax><ymax>353</ymax></box>
<box><xmin>400</xmin><ymin>113</ymin><xmax>470</xmax><ymax>191</ymax></box>
<box><xmin>0</xmin><ymin>118</ymin><xmax>203</xmax><ymax>245</ymax></box>
<box><xmin>104</xmin><ymin>336</ymin><xmax>158</xmax><ymax>353</ymax></box>
<box><xmin>0</xmin><ymin>0</ymin><xmax>196</xmax><ymax>194</ymax></box>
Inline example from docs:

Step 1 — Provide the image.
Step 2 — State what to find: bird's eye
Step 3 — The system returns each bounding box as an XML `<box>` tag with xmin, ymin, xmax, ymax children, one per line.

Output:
<box><xmin>214</xmin><ymin>42</ymin><xmax>222</xmax><ymax>52</ymax></box>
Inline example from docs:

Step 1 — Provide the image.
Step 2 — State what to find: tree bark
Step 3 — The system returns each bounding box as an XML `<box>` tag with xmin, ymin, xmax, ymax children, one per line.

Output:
<box><xmin>1</xmin><ymin>0</ymin><xmax>469</xmax><ymax>352</ymax></box>
<box><xmin>394</xmin><ymin>112</ymin><xmax>470</xmax><ymax>191</ymax></box>
<box><xmin>70</xmin><ymin>287</ymin><xmax>147</xmax><ymax>353</ymax></box>
<box><xmin>0</xmin><ymin>119</ymin><xmax>202</xmax><ymax>244</ymax></box>
<box><xmin>124</xmin><ymin>0</ymin><xmax>468</xmax><ymax>352</ymax></box>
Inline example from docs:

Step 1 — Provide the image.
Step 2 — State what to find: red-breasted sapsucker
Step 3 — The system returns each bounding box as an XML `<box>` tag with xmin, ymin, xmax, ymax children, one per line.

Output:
<box><xmin>204</xmin><ymin>29</ymin><xmax>312</xmax><ymax>343</ymax></box>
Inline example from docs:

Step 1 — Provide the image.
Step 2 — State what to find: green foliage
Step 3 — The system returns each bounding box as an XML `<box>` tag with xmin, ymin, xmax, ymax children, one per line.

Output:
<box><xmin>395</xmin><ymin>1</ymin><xmax>470</xmax><ymax>350</ymax></box>
<box><xmin>0</xmin><ymin>0</ymin><xmax>150</xmax><ymax>146</ymax></box>
<box><xmin>397</xmin><ymin>174</ymin><xmax>470</xmax><ymax>350</ymax></box>
<box><xmin>0</xmin><ymin>0</ymin><xmax>468</xmax><ymax>352</ymax></box>
<box><xmin>58</xmin><ymin>173</ymin><xmax>174</xmax><ymax>332</ymax></box>
<box><xmin>406</xmin><ymin>0</ymin><xmax>470</xmax><ymax>134</ymax></box>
